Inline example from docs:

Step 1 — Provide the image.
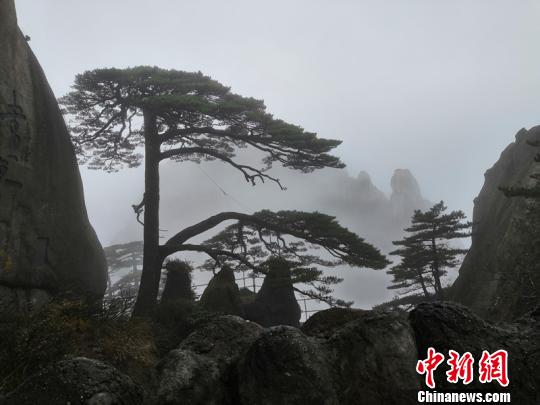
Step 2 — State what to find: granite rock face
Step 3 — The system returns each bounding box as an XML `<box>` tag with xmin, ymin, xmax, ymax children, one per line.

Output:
<box><xmin>410</xmin><ymin>302</ymin><xmax>540</xmax><ymax>404</ymax></box>
<box><xmin>451</xmin><ymin>127</ymin><xmax>540</xmax><ymax>321</ymax></box>
<box><xmin>157</xmin><ymin>315</ymin><xmax>263</xmax><ymax>405</ymax></box>
<box><xmin>323</xmin><ymin>309</ymin><xmax>420</xmax><ymax>405</ymax></box>
<box><xmin>3</xmin><ymin>357</ymin><xmax>143</xmax><ymax>405</ymax></box>
<box><xmin>0</xmin><ymin>0</ymin><xmax>106</xmax><ymax>307</ymax></box>
<box><xmin>238</xmin><ymin>326</ymin><xmax>339</xmax><ymax>405</ymax></box>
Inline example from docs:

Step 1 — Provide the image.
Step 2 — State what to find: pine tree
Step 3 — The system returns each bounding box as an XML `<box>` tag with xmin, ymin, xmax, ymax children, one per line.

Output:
<box><xmin>391</xmin><ymin>202</ymin><xmax>471</xmax><ymax>299</ymax></box>
<box><xmin>387</xmin><ymin>238</ymin><xmax>433</xmax><ymax>297</ymax></box>
<box><xmin>60</xmin><ymin>67</ymin><xmax>346</xmax><ymax>315</ymax></box>
<box><xmin>104</xmin><ymin>241</ymin><xmax>143</xmax><ymax>298</ymax></box>
<box><xmin>162</xmin><ymin>210</ymin><xmax>390</xmax><ymax>307</ymax></box>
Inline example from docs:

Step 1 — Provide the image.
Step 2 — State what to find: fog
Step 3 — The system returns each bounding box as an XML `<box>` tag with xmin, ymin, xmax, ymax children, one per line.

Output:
<box><xmin>14</xmin><ymin>0</ymin><xmax>540</xmax><ymax>307</ymax></box>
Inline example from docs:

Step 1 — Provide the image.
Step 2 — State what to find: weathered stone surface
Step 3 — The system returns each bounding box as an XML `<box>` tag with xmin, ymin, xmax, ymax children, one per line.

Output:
<box><xmin>199</xmin><ymin>267</ymin><xmax>243</xmax><ymax>316</ymax></box>
<box><xmin>0</xmin><ymin>285</ymin><xmax>50</xmax><ymax>318</ymax></box>
<box><xmin>157</xmin><ymin>315</ymin><xmax>263</xmax><ymax>405</ymax></box>
<box><xmin>244</xmin><ymin>258</ymin><xmax>301</xmax><ymax>327</ymax></box>
<box><xmin>410</xmin><ymin>302</ymin><xmax>540</xmax><ymax>403</ymax></box>
<box><xmin>0</xmin><ymin>0</ymin><xmax>106</xmax><ymax>303</ymax></box>
<box><xmin>325</xmin><ymin>310</ymin><xmax>420</xmax><ymax>405</ymax></box>
<box><xmin>301</xmin><ymin>306</ymin><xmax>368</xmax><ymax>338</ymax></box>
<box><xmin>157</xmin><ymin>349</ymin><xmax>222</xmax><ymax>405</ymax></box>
<box><xmin>3</xmin><ymin>357</ymin><xmax>143</xmax><ymax>405</ymax></box>
<box><xmin>238</xmin><ymin>326</ymin><xmax>338</xmax><ymax>405</ymax></box>
<box><xmin>451</xmin><ymin>127</ymin><xmax>540</xmax><ymax>321</ymax></box>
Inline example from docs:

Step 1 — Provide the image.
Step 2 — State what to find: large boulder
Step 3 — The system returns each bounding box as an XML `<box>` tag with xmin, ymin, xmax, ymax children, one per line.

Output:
<box><xmin>410</xmin><ymin>302</ymin><xmax>540</xmax><ymax>403</ymax></box>
<box><xmin>244</xmin><ymin>258</ymin><xmax>301</xmax><ymax>327</ymax></box>
<box><xmin>301</xmin><ymin>306</ymin><xmax>368</xmax><ymax>338</ymax></box>
<box><xmin>2</xmin><ymin>357</ymin><xmax>143</xmax><ymax>405</ymax></box>
<box><xmin>0</xmin><ymin>0</ymin><xmax>106</xmax><ymax>308</ymax></box>
<box><xmin>238</xmin><ymin>326</ymin><xmax>338</xmax><ymax>405</ymax></box>
<box><xmin>323</xmin><ymin>309</ymin><xmax>420</xmax><ymax>405</ymax></box>
<box><xmin>451</xmin><ymin>127</ymin><xmax>540</xmax><ymax>320</ymax></box>
<box><xmin>157</xmin><ymin>315</ymin><xmax>263</xmax><ymax>405</ymax></box>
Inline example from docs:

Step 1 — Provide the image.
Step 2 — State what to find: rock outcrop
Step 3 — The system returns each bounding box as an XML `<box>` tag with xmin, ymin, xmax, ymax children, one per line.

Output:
<box><xmin>2</xmin><ymin>357</ymin><xmax>143</xmax><ymax>405</ymax></box>
<box><xmin>199</xmin><ymin>267</ymin><xmax>244</xmax><ymax>316</ymax></box>
<box><xmin>4</xmin><ymin>302</ymin><xmax>536</xmax><ymax>404</ymax></box>
<box><xmin>157</xmin><ymin>315</ymin><xmax>263</xmax><ymax>405</ymax></box>
<box><xmin>0</xmin><ymin>0</ymin><xmax>106</xmax><ymax>309</ymax></box>
<box><xmin>451</xmin><ymin>127</ymin><xmax>540</xmax><ymax>321</ymax></box>
<box><xmin>238</xmin><ymin>326</ymin><xmax>338</xmax><ymax>405</ymax></box>
<box><xmin>390</xmin><ymin>168</ymin><xmax>431</xmax><ymax>229</ymax></box>
<box><xmin>410</xmin><ymin>302</ymin><xmax>540</xmax><ymax>404</ymax></box>
<box><xmin>323</xmin><ymin>310</ymin><xmax>420</xmax><ymax>405</ymax></box>
<box><xmin>244</xmin><ymin>258</ymin><xmax>301</xmax><ymax>328</ymax></box>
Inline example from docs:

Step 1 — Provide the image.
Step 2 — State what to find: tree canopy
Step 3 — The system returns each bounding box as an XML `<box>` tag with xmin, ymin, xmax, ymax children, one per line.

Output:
<box><xmin>104</xmin><ymin>241</ymin><xmax>143</xmax><ymax>298</ymax></box>
<box><xmin>390</xmin><ymin>201</ymin><xmax>471</xmax><ymax>298</ymax></box>
<box><xmin>60</xmin><ymin>66</ymin><xmax>344</xmax><ymax>177</ymax></box>
<box><xmin>387</xmin><ymin>238</ymin><xmax>433</xmax><ymax>297</ymax></box>
<box><xmin>161</xmin><ymin>210</ymin><xmax>389</xmax><ymax>307</ymax></box>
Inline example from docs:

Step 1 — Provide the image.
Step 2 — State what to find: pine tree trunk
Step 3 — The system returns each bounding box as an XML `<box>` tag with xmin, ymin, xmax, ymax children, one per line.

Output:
<box><xmin>133</xmin><ymin>110</ymin><xmax>163</xmax><ymax>317</ymax></box>
<box><xmin>417</xmin><ymin>273</ymin><xmax>429</xmax><ymax>297</ymax></box>
<box><xmin>431</xmin><ymin>236</ymin><xmax>444</xmax><ymax>299</ymax></box>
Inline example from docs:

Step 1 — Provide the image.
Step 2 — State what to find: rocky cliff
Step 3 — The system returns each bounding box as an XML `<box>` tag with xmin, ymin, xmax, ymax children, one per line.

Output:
<box><xmin>0</xmin><ymin>0</ymin><xmax>106</xmax><ymax>312</ymax></box>
<box><xmin>451</xmin><ymin>126</ymin><xmax>540</xmax><ymax>321</ymax></box>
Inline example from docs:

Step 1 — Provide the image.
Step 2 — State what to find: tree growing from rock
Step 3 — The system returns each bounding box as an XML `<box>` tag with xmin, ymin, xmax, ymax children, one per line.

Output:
<box><xmin>390</xmin><ymin>202</ymin><xmax>471</xmax><ymax>299</ymax></box>
<box><xmin>60</xmin><ymin>66</ymin><xmax>352</xmax><ymax>315</ymax></box>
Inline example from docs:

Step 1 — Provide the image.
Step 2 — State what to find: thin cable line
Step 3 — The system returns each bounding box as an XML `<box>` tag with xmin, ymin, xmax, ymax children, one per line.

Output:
<box><xmin>197</xmin><ymin>165</ymin><xmax>251</xmax><ymax>211</ymax></box>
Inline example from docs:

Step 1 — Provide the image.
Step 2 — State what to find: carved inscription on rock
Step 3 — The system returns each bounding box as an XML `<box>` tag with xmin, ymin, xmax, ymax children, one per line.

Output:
<box><xmin>0</xmin><ymin>92</ymin><xmax>34</xmax><ymax>274</ymax></box>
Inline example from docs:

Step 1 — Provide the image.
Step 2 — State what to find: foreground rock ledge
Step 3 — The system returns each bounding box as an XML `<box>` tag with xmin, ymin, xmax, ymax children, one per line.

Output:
<box><xmin>3</xmin><ymin>302</ymin><xmax>538</xmax><ymax>404</ymax></box>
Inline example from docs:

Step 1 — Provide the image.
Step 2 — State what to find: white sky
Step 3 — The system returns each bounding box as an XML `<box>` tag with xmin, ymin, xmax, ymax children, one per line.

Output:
<box><xmin>16</xmin><ymin>1</ymin><xmax>540</xmax><ymax>224</ymax></box>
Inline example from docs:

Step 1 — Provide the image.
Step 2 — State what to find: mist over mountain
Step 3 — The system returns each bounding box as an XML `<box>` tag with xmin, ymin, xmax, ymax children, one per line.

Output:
<box><xmin>107</xmin><ymin>155</ymin><xmax>431</xmax><ymax>308</ymax></box>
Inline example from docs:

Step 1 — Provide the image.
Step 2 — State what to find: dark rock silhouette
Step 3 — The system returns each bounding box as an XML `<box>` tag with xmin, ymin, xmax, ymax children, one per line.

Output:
<box><xmin>451</xmin><ymin>127</ymin><xmax>540</xmax><ymax>320</ymax></box>
<box><xmin>3</xmin><ymin>357</ymin><xmax>143</xmax><ymax>405</ymax></box>
<box><xmin>244</xmin><ymin>258</ymin><xmax>301</xmax><ymax>328</ymax></box>
<box><xmin>161</xmin><ymin>260</ymin><xmax>194</xmax><ymax>304</ymax></box>
<box><xmin>6</xmin><ymin>302</ymin><xmax>535</xmax><ymax>404</ymax></box>
<box><xmin>411</xmin><ymin>302</ymin><xmax>540</xmax><ymax>403</ymax></box>
<box><xmin>157</xmin><ymin>315</ymin><xmax>263</xmax><ymax>405</ymax></box>
<box><xmin>323</xmin><ymin>309</ymin><xmax>420</xmax><ymax>405</ymax></box>
<box><xmin>238</xmin><ymin>326</ymin><xmax>339</xmax><ymax>405</ymax></box>
<box><xmin>301</xmin><ymin>306</ymin><xmax>368</xmax><ymax>338</ymax></box>
<box><xmin>0</xmin><ymin>0</ymin><xmax>106</xmax><ymax>312</ymax></box>
<box><xmin>199</xmin><ymin>266</ymin><xmax>243</xmax><ymax>316</ymax></box>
